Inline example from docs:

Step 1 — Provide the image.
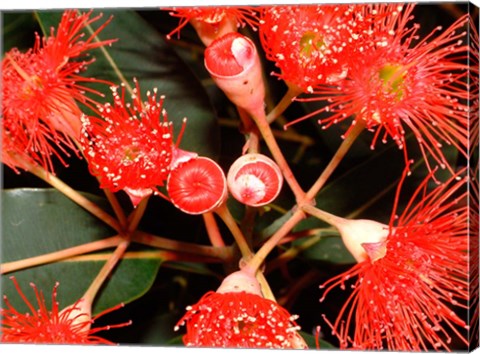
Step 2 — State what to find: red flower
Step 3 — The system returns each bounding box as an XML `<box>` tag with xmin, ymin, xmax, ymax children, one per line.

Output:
<box><xmin>81</xmin><ymin>79</ymin><xmax>185</xmax><ymax>206</ymax></box>
<box><xmin>292</xmin><ymin>4</ymin><xmax>469</xmax><ymax>174</ymax></box>
<box><xmin>1</xmin><ymin>277</ymin><xmax>130</xmax><ymax>344</ymax></box>
<box><xmin>166</xmin><ymin>6</ymin><xmax>258</xmax><ymax>46</ymax></box>
<box><xmin>320</xmin><ymin>167</ymin><xmax>469</xmax><ymax>351</ymax></box>
<box><xmin>1</xmin><ymin>10</ymin><xmax>115</xmax><ymax>173</ymax></box>
<box><xmin>259</xmin><ymin>4</ymin><xmax>368</xmax><ymax>93</ymax></box>
<box><xmin>175</xmin><ymin>270</ymin><xmax>306</xmax><ymax>348</ymax></box>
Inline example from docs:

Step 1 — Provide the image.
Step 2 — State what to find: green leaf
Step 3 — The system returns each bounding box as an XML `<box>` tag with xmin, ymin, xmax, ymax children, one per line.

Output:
<box><xmin>1</xmin><ymin>188</ymin><xmax>162</xmax><ymax>314</ymax></box>
<box><xmin>34</xmin><ymin>9</ymin><xmax>220</xmax><ymax>159</ymax></box>
<box><xmin>299</xmin><ymin>330</ymin><xmax>336</xmax><ymax>349</ymax></box>
<box><xmin>299</xmin><ymin>235</ymin><xmax>355</xmax><ymax>265</ymax></box>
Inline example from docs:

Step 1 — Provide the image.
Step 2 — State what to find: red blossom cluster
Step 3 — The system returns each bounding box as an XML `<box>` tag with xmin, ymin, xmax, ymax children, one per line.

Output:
<box><xmin>1</xmin><ymin>10</ymin><xmax>115</xmax><ymax>173</ymax></box>
<box><xmin>1</xmin><ymin>4</ymin><xmax>475</xmax><ymax>351</ymax></box>
<box><xmin>1</xmin><ymin>277</ymin><xmax>130</xmax><ymax>344</ymax></box>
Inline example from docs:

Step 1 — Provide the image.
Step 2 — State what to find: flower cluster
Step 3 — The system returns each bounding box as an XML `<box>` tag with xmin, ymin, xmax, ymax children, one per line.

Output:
<box><xmin>2</xmin><ymin>4</ymin><xmax>476</xmax><ymax>352</ymax></box>
<box><xmin>279</xmin><ymin>4</ymin><xmax>470</xmax><ymax>174</ymax></box>
<box><xmin>175</xmin><ymin>270</ymin><xmax>306</xmax><ymax>348</ymax></box>
<box><xmin>321</xmin><ymin>168</ymin><xmax>469</xmax><ymax>350</ymax></box>
<box><xmin>1</xmin><ymin>10</ymin><xmax>115</xmax><ymax>173</ymax></box>
<box><xmin>1</xmin><ymin>277</ymin><xmax>129</xmax><ymax>344</ymax></box>
<box><xmin>259</xmin><ymin>4</ymin><xmax>365</xmax><ymax>93</ymax></box>
<box><xmin>80</xmin><ymin>79</ymin><xmax>185</xmax><ymax>206</ymax></box>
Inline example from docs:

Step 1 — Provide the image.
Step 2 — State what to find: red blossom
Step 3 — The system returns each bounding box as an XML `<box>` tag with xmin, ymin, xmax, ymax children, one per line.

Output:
<box><xmin>81</xmin><ymin>79</ymin><xmax>185</xmax><ymax>206</ymax></box>
<box><xmin>1</xmin><ymin>10</ymin><xmax>115</xmax><ymax>173</ymax></box>
<box><xmin>166</xmin><ymin>6</ymin><xmax>258</xmax><ymax>46</ymax></box>
<box><xmin>174</xmin><ymin>270</ymin><xmax>306</xmax><ymax>348</ymax></box>
<box><xmin>259</xmin><ymin>4</ymin><xmax>370</xmax><ymax>93</ymax></box>
<box><xmin>1</xmin><ymin>277</ymin><xmax>130</xmax><ymax>344</ymax></box>
<box><xmin>320</xmin><ymin>167</ymin><xmax>469</xmax><ymax>351</ymax></box>
<box><xmin>292</xmin><ymin>4</ymin><xmax>469</xmax><ymax>174</ymax></box>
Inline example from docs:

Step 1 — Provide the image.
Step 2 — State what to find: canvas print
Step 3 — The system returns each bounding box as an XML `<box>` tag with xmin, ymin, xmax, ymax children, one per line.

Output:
<box><xmin>1</xmin><ymin>2</ymin><xmax>479</xmax><ymax>351</ymax></box>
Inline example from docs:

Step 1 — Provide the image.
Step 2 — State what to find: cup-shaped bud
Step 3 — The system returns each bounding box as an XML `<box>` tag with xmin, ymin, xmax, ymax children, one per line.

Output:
<box><xmin>216</xmin><ymin>269</ymin><xmax>262</xmax><ymax>296</ymax></box>
<box><xmin>204</xmin><ymin>32</ymin><xmax>265</xmax><ymax>117</ymax></box>
<box><xmin>167</xmin><ymin>156</ymin><xmax>228</xmax><ymax>215</ymax></box>
<box><xmin>227</xmin><ymin>153</ymin><xmax>283</xmax><ymax>207</ymax></box>
<box><xmin>335</xmin><ymin>218</ymin><xmax>389</xmax><ymax>263</ymax></box>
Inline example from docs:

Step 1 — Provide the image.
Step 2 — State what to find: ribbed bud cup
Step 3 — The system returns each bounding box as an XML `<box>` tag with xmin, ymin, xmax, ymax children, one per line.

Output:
<box><xmin>167</xmin><ymin>156</ymin><xmax>228</xmax><ymax>215</ymax></box>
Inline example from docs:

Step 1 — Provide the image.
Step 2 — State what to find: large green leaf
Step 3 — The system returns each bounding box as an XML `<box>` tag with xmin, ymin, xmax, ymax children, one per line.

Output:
<box><xmin>1</xmin><ymin>189</ymin><xmax>162</xmax><ymax>314</ymax></box>
<box><xmin>35</xmin><ymin>9</ymin><xmax>220</xmax><ymax>159</ymax></box>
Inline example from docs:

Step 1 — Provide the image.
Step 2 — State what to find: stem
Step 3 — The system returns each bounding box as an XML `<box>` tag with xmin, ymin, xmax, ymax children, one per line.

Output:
<box><xmin>247</xmin><ymin>208</ymin><xmax>305</xmax><ymax>273</ymax></box>
<box><xmin>266</xmin><ymin>84</ymin><xmax>303</xmax><ymax>124</ymax></box>
<box><xmin>250</xmin><ymin>108</ymin><xmax>305</xmax><ymax>202</ymax></box>
<box><xmin>301</xmin><ymin>204</ymin><xmax>347</xmax><ymax>230</ymax></box>
<box><xmin>215</xmin><ymin>203</ymin><xmax>253</xmax><ymax>259</ymax></box>
<box><xmin>65</xmin><ymin>250</ymin><xmax>222</xmax><ymax>264</ymax></box>
<box><xmin>103</xmin><ymin>189</ymin><xmax>128</xmax><ymax>230</ymax></box>
<box><xmin>82</xmin><ymin>239</ymin><xmax>130</xmax><ymax>305</ymax></box>
<box><xmin>248</xmin><ymin>120</ymin><xmax>365</xmax><ymax>270</ymax></box>
<box><xmin>1</xmin><ymin>236</ymin><xmax>122</xmax><ymax>274</ymax></box>
<box><xmin>305</xmin><ymin>121</ymin><xmax>365</xmax><ymax>200</ymax></box>
<box><xmin>203</xmin><ymin>212</ymin><xmax>226</xmax><ymax>247</ymax></box>
<box><xmin>132</xmin><ymin>230</ymin><xmax>232</xmax><ymax>261</ymax></box>
<box><xmin>126</xmin><ymin>196</ymin><xmax>149</xmax><ymax>233</ymax></box>
<box><xmin>29</xmin><ymin>165</ymin><xmax>121</xmax><ymax>232</ymax></box>
<box><xmin>267</xmin><ymin>234</ymin><xmax>323</xmax><ymax>273</ymax></box>
<box><xmin>237</xmin><ymin>107</ymin><xmax>260</xmax><ymax>154</ymax></box>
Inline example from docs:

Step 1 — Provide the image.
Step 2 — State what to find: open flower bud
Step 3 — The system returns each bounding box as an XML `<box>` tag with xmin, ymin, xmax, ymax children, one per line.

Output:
<box><xmin>204</xmin><ymin>32</ymin><xmax>265</xmax><ymax>118</ymax></box>
<box><xmin>227</xmin><ymin>153</ymin><xmax>283</xmax><ymax>207</ymax></box>
<box><xmin>167</xmin><ymin>156</ymin><xmax>228</xmax><ymax>215</ymax></box>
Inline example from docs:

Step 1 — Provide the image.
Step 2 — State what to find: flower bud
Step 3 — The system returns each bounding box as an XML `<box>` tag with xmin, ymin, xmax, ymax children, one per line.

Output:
<box><xmin>216</xmin><ymin>269</ymin><xmax>262</xmax><ymax>296</ymax></box>
<box><xmin>335</xmin><ymin>218</ymin><xmax>389</xmax><ymax>263</ymax></box>
<box><xmin>58</xmin><ymin>297</ymin><xmax>93</xmax><ymax>336</ymax></box>
<box><xmin>227</xmin><ymin>153</ymin><xmax>283</xmax><ymax>207</ymax></box>
<box><xmin>204</xmin><ymin>32</ymin><xmax>265</xmax><ymax>117</ymax></box>
<box><xmin>167</xmin><ymin>156</ymin><xmax>228</xmax><ymax>215</ymax></box>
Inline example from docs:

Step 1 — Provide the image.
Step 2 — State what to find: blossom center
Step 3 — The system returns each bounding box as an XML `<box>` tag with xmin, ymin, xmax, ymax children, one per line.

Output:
<box><xmin>378</xmin><ymin>63</ymin><xmax>406</xmax><ymax>101</ymax></box>
<box><xmin>299</xmin><ymin>31</ymin><xmax>326</xmax><ymax>62</ymax></box>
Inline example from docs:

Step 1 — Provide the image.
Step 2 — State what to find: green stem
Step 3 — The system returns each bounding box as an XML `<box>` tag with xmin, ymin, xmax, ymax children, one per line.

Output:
<box><xmin>215</xmin><ymin>203</ymin><xmax>253</xmax><ymax>259</ymax></box>
<box><xmin>266</xmin><ymin>84</ymin><xmax>303</xmax><ymax>124</ymax></box>
<box><xmin>1</xmin><ymin>235</ymin><xmax>122</xmax><ymax>274</ymax></box>
<box><xmin>237</xmin><ymin>107</ymin><xmax>260</xmax><ymax>154</ymax></box>
<box><xmin>127</xmin><ymin>196</ymin><xmax>149</xmax><ymax>233</ymax></box>
<box><xmin>103</xmin><ymin>189</ymin><xmax>128</xmax><ymax>230</ymax></box>
<box><xmin>132</xmin><ymin>230</ymin><xmax>233</xmax><ymax>261</ymax></box>
<box><xmin>247</xmin><ymin>208</ymin><xmax>305</xmax><ymax>273</ymax></box>
<box><xmin>203</xmin><ymin>212</ymin><xmax>226</xmax><ymax>248</ymax></box>
<box><xmin>246</xmin><ymin>119</ymin><xmax>365</xmax><ymax>274</ymax></box>
<box><xmin>250</xmin><ymin>107</ymin><xmax>305</xmax><ymax>202</ymax></box>
<box><xmin>29</xmin><ymin>165</ymin><xmax>121</xmax><ymax>232</ymax></box>
<box><xmin>301</xmin><ymin>204</ymin><xmax>347</xmax><ymax>229</ymax></box>
<box><xmin>82</xmin><ymin>239</ymin><xmax>130</xmax><ymax>305</ymax></box>
<box><xmin>305</xmin><ymin>121</ymin><xmax>365</xmax><ymax>200</ymax></box>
